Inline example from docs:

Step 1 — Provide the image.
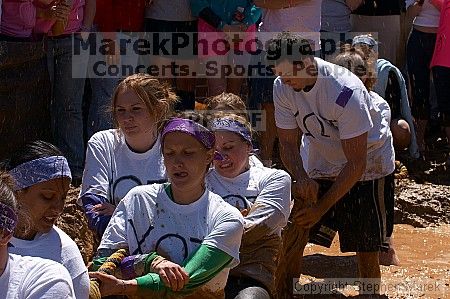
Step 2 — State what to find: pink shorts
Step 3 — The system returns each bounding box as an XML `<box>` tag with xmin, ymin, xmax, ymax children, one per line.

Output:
<box><xmin>197</xmin><ymin>18</ymin><xmax>257</xmax><ymax>57</ymax></box>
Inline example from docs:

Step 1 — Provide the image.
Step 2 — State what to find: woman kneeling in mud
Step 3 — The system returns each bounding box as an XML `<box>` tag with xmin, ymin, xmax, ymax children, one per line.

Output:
<box><xmin>90</xmin><ymin>117</ymin><xmax>244</xmax><ymax>298</ymax></box>
<box><xmin>206</xmin><ymin>111</ymin><xmax>292</xmax><ymax>299</ymax></box>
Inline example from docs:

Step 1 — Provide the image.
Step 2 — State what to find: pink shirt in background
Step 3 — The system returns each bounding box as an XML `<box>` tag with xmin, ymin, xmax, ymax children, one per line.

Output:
<box><xmin>198</xmin><ymin>18</ymin><xmax>256</xmax><ymax>57</ymax></box>
<box><xmin>431</xmin><ymin>0</ymin><xmax>450</xmax><ymax>68</ymax></box>
<box><xmin>0</xmin><ymin>0</ymin><xmax>36</xmax><ymax>37</ymax></box>
<box><xmin>34</xmin><ymin>0</ymin><xmax>84</xmax><ymax>35</ymax></box>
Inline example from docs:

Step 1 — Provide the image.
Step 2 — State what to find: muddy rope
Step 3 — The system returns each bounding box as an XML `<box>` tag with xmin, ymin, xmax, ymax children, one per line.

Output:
<box><xmin>89</xmin><ymin>248</ymin><xmax>129</xmax><ymax>299</ymax></box>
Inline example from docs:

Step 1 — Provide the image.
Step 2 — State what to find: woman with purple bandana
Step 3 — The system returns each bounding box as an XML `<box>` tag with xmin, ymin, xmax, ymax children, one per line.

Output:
<box><xmin>205</xmin><ymin>112</ymin><xmax>292</xmax><ymax>299</ymax></box>
<box><xmin>2</xmin><ymin>140</ymin><xmax>89</xmax><ymax>299</ymax></box>
<box><xmin>90</xmin><ymin>117</ymin><xmax>244</xmax><ymax>298</ymax></box>
<box><xmin>0</xmin><ymin>171</ymin><xmax>76</xmax><ymax>298</ymax></box>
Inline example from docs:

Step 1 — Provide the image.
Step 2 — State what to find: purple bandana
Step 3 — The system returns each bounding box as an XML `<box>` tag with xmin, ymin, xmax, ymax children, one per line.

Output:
<box><xmin>9</xmin><ymin>156</ymin><xmax>72</xmax><ymax>190</ymax></box>
<box><xmin>210</xmin><ymin>118</ymin><xmax>252</xmax><ymax>144</ymax></box>
<box><xmin>161</xmin><ymin>118</ymin><xmax>215</xmax><ymax>149</ymax></box>
<box><xmin>0</xmin><ymin>202</ymin><xmax>17</xmax><ymax>234</ymax></box>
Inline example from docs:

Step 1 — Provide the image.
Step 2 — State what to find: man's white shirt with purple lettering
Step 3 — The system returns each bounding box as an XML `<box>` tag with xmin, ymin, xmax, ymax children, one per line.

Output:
<box><xmin>274</xmin><ymin>58</ymin><xmax>395</xmax><ymax>180</ymax></box>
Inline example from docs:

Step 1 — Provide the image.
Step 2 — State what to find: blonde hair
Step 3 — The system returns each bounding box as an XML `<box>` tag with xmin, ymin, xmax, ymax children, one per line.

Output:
<box><xmin>336</xmin><ymin>45</ymin><xmax>377</xmax><ymax>91</ymax></box>
<box><xmin>111</xmin><ymin>73</ymin><xmax>178</xmax><ymax>132</ymax></box>
<box><xmin>0</xmin><ymin>171</ymin><xmax>17</xmax><ymax>214</ymax></box>
<box><xmin>206</xmin><ymin>93</ymin><xmax>248</xmax><ymax>120</ymax></box>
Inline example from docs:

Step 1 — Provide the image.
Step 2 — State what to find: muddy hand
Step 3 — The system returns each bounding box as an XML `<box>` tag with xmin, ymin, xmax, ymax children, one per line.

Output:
<box><xmin>153</xmin><ymin>260</ymin><xmax>189</xmax><ymax>292</ymax></box>
<box><xmin>294</xmin><ymin>204</ymin><xmax>326</xmax><ymax>228</ymax></box>
<box><xmin>92</xmin><ymin>202</ymin><xmax>116</xmax><ymax>216</ymax></box>
<box><xmin>292</xmin><ymin>178</ymin><xmax>319</xmax><ymax>206</ymax></box>
<box><xmin>89</xmin><ymin>272</ymin><xmax>126</xmax><ymax>296</ymax></box>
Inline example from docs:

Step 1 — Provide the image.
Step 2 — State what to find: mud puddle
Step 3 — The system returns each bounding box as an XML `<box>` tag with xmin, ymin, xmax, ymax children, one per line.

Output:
<box><xmin>298</xmin><ymin>224</ymin><xmax>450</xmax><ymax>298</ymax></box>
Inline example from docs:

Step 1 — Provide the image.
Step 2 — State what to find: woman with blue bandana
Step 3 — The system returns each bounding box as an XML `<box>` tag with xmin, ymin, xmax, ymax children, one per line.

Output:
<box><xmin>0</xmin><ymin>171</ymin><xmax>76</xmax><ymax>298</ymax></box>
<box><xmin>205</xmin><ymin>113</ymin><xmax>292</xmax><ymax>299</ymax></box>
<box><xmin>2</xmin><ymin>140</ymin><xmax>89</xmax><ymax>299</ymax></box>
<box><xmin>90</xmin><ymin>117</ymin><xmax>244</xmax><ymax>298</ymax></box>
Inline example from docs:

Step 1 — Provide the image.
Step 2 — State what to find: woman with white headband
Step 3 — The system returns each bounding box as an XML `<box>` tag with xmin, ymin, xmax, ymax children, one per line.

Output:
<box><xmin>0</xmin><ymin>171</ymin><xmax>75</xmax><ymax>298</ymax></box>
<box><xmin>89</xmin><ymin>116</ymin><xmax>244</xmax><ymax>298</ymax></box>
<box><xmin>2</xmin><ymin>140</ymin><xmax>89</xmax><ymax>299</ymax></box>
<box><xmin>205</xmin><ymin>112</ymin><xmax>292</xmax><ymax>299</ymax></box>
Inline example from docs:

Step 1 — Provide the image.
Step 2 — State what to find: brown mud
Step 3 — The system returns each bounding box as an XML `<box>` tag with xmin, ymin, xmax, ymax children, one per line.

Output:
<box><xmin>297</xmin><ymin>142</ymin><xmax>450</xmax><ymax>298</ymax></box>
<box><xmin>58</xmin><ymin>144</ymin><xmax>449</xmax><ymax>298</ymax></box>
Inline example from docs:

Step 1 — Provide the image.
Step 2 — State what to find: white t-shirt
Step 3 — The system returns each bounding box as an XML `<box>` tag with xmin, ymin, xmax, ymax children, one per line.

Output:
<box><xmin>321</xmin><ymin>0</ymin><xmax>351</xmax><ymax>32</ymax></box>
<box><xmin>259</xmin><ymin>1</ymin><xmax>322</xmax><ymax>51</ymax></box>
<box><xmin>0</xmin><ymin>253</ymin><xmax>75</xmax><ymax>299</ymax></box>
<box><xmin>9</xmin><ymin>226</ymin><xmax>89</xmax><ymax>299</ymax></box>
<box><xmin>249</xmin><ymin>154</ymin><xmax>264</xmax><ymax>168</ymax></box>
<box><xmin>80</xmin><ymin>129</ymin><xmax>166</xmax><ymax>206</ymax></box>
<box><xmin>99</xmin><ymin>184</ymin><xmax>244</xmax><ymax>294</ymax></box>
<box><xmin>370</xmin><ymin>90</ymin><xmax>392</xmax><ymax>132</ymax></box>
<box><xmin>205</xmin><ymin>164</ymin><xmax>291</xmax><ymax>293</ymax></box>
<box><xmin>412</xmin><ymin>0</ymin><xmax>440</xmax><ymax>28</ymax></box>
<box><xmin>274</xmin><ymin>58</ymin><xmax>395</xmax><ymax>180</ymax></box>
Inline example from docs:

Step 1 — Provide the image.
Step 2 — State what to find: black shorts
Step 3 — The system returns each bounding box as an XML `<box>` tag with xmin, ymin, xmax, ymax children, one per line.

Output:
<box><xmin>144</xmin><ymin>18</ymin><xmax>197</xmax><ymax>33</ymax></box>
<box><xmin>309</xmin><ymin>177</ymin><xmax>388</xmax><ymax>253</ymax></box>
<box><xmin>432</xmin><ymin>66</ymin><xmax>450</xmax><ymax>126</ymax></box>
<box><xmin>406</xmin><ymin>28</ymin><xmax>436</xmax><ymax>120</ymax></box>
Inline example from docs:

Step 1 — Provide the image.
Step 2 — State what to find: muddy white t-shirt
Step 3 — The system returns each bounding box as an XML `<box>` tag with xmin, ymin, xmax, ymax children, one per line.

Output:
<box><xmin>205</xmin><ymin>165</ymin><xmax>291</xmax><ymax>293</ymax></box>
<box><xmin>0</xmin><ymin>253</ymin><xmax>75</xmax><ymax>299</ymax></box>
<box><xmin>99</xmin><ymin>184</ymin><xmax>244</xmax><ymax>294</ymax></box>
<box><xmin>274</xmin><ymin>58</ymin><xmax>395</xmax><ymax>180</ymax></box>
<box><xmin>80</xmin><ymin>129</ymin><xmax>167</xmax><ymax>206</ymax></box>
<box><xmin>9</xmin><ymin>226</ymin><xmax>89</xmax><ymax>299</ymax></box>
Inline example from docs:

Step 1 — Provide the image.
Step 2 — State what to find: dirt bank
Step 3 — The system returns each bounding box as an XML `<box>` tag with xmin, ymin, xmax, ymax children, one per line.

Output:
<box><xmin>56</xmin><ymin>187</ymin><xmax>98</xmax><ymax>264</ymax></box>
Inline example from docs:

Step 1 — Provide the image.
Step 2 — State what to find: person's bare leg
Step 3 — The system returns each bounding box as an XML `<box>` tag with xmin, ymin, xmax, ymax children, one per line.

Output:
<box><xmin>357</xmin><ymin>251</ymin><xmax>381</xmax><ymax>295</ymax></box>
<box><xmin>379</xmin><ymin>238</ymin><xmax>400</xmax><ymax>266</ymax></box>
<box><xmin>415</xmin><ymin>119</ymin><xmax>428</xmax><ymax>157</ymax></box>
<box><xmin>259</xmin><ymin>103</ymin><xmax>277</xmax><ymax>167</ymax></box>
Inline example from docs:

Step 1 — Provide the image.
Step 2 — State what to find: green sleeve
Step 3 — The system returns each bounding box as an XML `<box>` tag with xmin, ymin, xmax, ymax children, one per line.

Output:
<box><xmin>91</xmin><ymin>257</ymin><xmax>108</xmax><ymax>271</ymax></box>
<box><xmin>135</xmin><ymin>244</ymin><xmax>232</xmax><ymax>294</ymax></box>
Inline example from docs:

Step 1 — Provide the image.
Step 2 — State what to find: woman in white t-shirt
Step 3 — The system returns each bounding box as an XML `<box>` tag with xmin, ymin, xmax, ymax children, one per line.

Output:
<box><xmin>79</xmin><ymin>73</ymin><xmax>178</xmax><ymax>237</ymax></box>
<box><xmin>206</xmin><ymin>113</ymin><xmax>292</xmax><ymax>299</ymax></box>
<box><xmin>0</xmin><ymin>155</ymin><xmax>79</xmax><ymax>299</ymax></box>
<box><xmin>90</xmin><ymin>117</ymin><xmax>244</xmax><ymax>299</ymax></box>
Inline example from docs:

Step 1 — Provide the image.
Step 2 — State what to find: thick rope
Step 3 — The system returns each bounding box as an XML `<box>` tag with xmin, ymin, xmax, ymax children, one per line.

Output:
<box><xmin>89</xmin><ymin>249</ymin><xmax>129</xmax><ymax>299</ymax></box>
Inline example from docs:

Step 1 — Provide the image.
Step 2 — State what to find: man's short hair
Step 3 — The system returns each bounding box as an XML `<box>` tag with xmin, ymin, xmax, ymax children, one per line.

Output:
<box><xmin>265</xmin><ymin>32</ymin><xmax>314</xmax><ymax>65</ymax></box>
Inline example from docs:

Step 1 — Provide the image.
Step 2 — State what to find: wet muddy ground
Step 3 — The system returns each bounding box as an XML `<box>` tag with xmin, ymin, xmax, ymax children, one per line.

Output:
<box><xmin>297</xmin><ymin>143</ymin><xmax>450</xmax><ymax>298</ymax></box>
<box><xmin>301</xmin><ymin>224</ymin><xmax>450</xmax><ymax>298</ymax></box>
<box><xmin>59</xmin><ymin>144</ymin><xmax>450</xmax><ymax>298</ymax></box>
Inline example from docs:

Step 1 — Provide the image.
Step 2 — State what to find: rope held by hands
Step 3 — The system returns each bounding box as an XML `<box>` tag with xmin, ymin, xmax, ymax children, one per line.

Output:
<box><xmin>89</xmin><ymin>249</ymin><xmax>129</xmax><ymax>299</ymax></box>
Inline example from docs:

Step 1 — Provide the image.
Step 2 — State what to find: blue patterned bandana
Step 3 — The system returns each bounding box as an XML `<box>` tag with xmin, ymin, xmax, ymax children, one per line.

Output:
<box><xmin>210</xmin><ymin>118</ymin><xmax>252</xmax><ymax>144</ymax></box>
<box><xmin>9</xmin><ymin>156</ymin><xmax>72</xmax><ymax>190</ymax></box>
<box><xmin>0</xmin><ymin>202</ymin><xmax>17</xmax><ymax>234</ymax></box>
<box><xmin>352</xmin><ymin>35</ymin><xmax>378</xmax><ymax>52</ymax></box>
<box><xmin>161</xmin><ymin>118</ymin><xmax>215</xmax><ymax>149</ymax></box>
